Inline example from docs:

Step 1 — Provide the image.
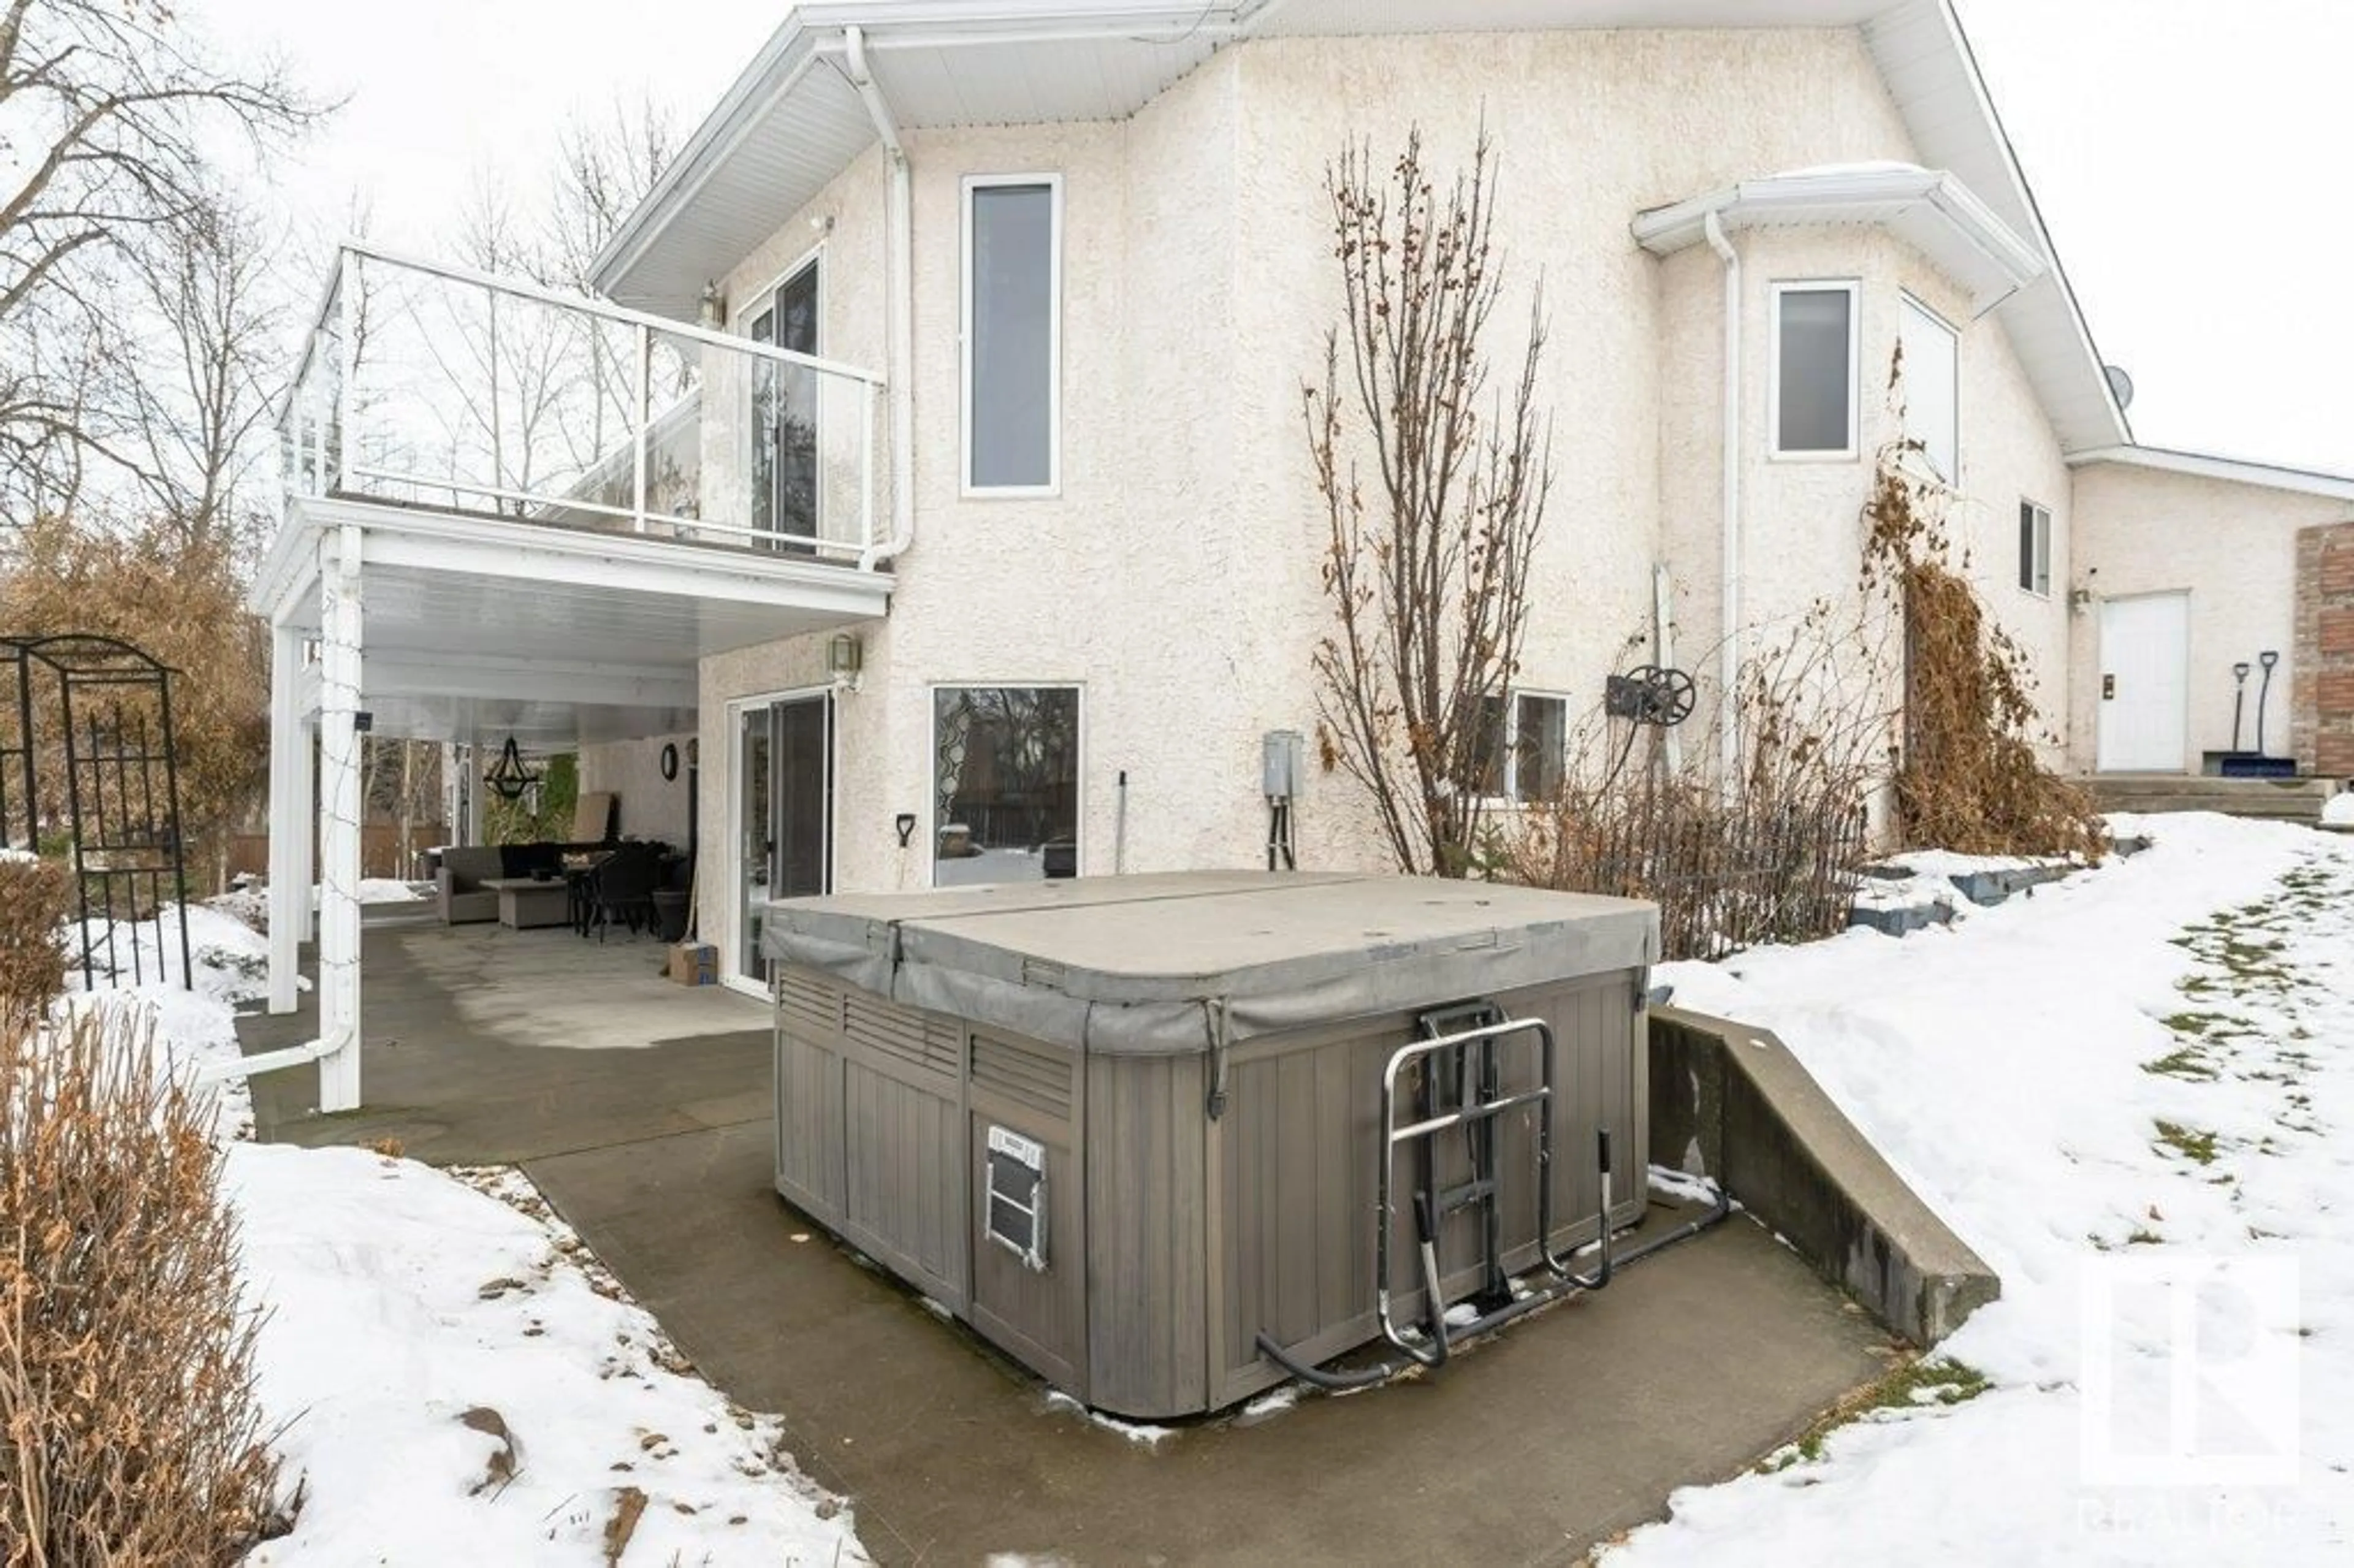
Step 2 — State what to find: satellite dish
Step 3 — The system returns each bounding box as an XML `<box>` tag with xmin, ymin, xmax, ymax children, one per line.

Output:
<box><xmin>2104</xmin><ymin>364</ymin><xmax>2135</xmax><ymax>411</ymax></box>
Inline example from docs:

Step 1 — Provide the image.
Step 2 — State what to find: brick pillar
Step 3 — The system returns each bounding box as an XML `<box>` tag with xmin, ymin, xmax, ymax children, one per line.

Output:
<box><xmin>2293</xmin><ymin>520</ymin><xmax>2354</xmax><ymax>778</ymax></box>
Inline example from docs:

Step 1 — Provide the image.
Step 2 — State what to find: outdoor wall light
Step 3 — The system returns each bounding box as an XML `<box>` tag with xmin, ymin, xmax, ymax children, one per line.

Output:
<box><xmin>828</xmin><ymin>633</ymin><xmax>864</xmax><ymax>678</ymax></box>
<box><xmin>698</xmin><ymin>281</ymin><xmax>725</xmax><ymax>329</ymax></box>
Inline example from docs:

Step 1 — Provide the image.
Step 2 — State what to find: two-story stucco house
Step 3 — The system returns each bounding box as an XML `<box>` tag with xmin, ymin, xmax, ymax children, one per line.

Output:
<box><xmin>253</xmin><ymin>0</ymin><xmax>2352</xmax><ymax>1105</ymax></box>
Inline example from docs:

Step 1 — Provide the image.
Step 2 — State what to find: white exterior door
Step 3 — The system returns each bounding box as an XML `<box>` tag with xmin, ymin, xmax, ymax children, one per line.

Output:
<box><xmin>2097</xmin><ymin>593</ymin><xmax>2190</xmax><ymax>772</ymax></box>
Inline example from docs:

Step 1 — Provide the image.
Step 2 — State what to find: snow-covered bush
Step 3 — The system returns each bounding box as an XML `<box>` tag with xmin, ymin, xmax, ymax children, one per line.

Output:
<box><xmin>0</xmin><ymin>1005</ymin><xmax>280</xmax><ymax>1561</ymax></box>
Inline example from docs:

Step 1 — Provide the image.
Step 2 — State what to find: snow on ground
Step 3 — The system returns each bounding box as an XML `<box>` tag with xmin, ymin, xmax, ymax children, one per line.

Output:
<box><xmin>229</xmin><ymin>1147</ymin><xmax>863</xmax><ymax>1565</ymax></box>
<box><xmin>2325</xmin><ymin>791</ymin><xmax>2354</xmax><ymax>828</ymax></box>
<box><xmin>46</xmin><ymin>897</ymin><xmax>869</xmax><ymax>1564</ymax></box>
<box><xmin>1610</xmin><ymin>812</ymin><xmax>2354</xmax><ymax>1564</ymax></box>
<box><xmin>356</xmin><ymin>876</ymin><xmax>431</xmax><ymax>903</ymax></box>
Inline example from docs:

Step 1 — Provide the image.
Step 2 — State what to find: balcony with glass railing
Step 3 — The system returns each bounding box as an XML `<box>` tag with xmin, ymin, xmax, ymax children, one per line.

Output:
<box><xmin>280</xmin><ymin>245</ymin><xmax>885</xmax><ymax>562</ymax></box>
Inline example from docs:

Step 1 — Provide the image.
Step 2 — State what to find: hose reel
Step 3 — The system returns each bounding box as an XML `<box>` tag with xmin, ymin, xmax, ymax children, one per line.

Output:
<box><xmin>1603</xmin><ymin>664</ymin><xmax>1697</xmax><ymax>728</ymax></box>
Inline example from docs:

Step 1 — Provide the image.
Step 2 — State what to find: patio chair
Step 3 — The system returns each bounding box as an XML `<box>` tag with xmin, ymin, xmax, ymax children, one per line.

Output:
<box><xmin>581</xmin><ymin>840</ymin><xmax>661</xmax><ymax>942</ymax></box>
<box><xmin>436</xmin><ymin>845</ymin><xmax>503</xmax><ymax>924</ymax></box>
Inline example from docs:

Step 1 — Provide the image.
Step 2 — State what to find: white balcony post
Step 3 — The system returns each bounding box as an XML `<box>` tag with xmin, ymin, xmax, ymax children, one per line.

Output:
<box><xmin>265</xmin><ymin>620</ymin><xmax>305</xmax><ymax>1014</ymax></box>
<box><xmin>315</xmin><ymin>523</ymin><xmax>365</xmax><ymax>1113</ymax></box>
<box><xmin>337</xmin><ymin>248</ymin><xmax>360</xmax><ymax>493</ymax></box>
<box><xmin>633</xmin><ymin>321</ymin><xmax>650</xmax><ymax>533</ymax></box>
<box><xmin>292</xmin><ymin>709</ymin><xmax>314</xmax><ymax>943</ymax></box>
<box><xmin>859</xmin><ymin>377</ymin><xmax>877</xmax><ymax>557</ymax></box>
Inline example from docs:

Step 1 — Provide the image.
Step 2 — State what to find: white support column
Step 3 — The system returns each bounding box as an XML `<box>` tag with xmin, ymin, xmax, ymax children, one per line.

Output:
<box><xmin>265</xmin><ymin>622</ymin><xmax>305</xmax><ymax>1014</ymax></box>
<box><xmin>293</xmin><ymin>714</ymin><xmax>315</xmax><ymax>943</ymax></box>
<box><xmin>316</xmin><ymin>524</ymin><xmax>365</xmax><ymax>1112</ymax></box>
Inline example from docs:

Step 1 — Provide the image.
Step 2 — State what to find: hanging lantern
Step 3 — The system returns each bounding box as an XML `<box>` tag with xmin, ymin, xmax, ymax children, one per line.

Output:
<box><xmin>484</xmin><ymin>736</ymin><xmax>541</xmax><ymax>802</ymax></box>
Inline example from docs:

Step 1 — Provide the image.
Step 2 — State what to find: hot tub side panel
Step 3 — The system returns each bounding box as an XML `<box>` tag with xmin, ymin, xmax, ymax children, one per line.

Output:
<box><xmin>966</xmin><ymin>1029</ymin><xmax>1089</xmax><ymax>1399</ymax></box>
<box><xmin>1083</xmin><ymin>1051</ymin><xmax>1211</xmax><ymax>1418</ymax></box>
<box><xmin>1208</xmin><ymin>972</ymin><xmax>1648</xmax><ymax>1409</ymax></box>
<box><xmin>776</xmin><ymin>968</ymin><xmax>970</xmax><ymax>1313</ymax></box>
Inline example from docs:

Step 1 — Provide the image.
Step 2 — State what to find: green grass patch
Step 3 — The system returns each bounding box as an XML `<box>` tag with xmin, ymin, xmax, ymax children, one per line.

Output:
<box><xmin>2143</xmin><ymin>1046</ymin><xmax>2219</xmax><ymax>1082</ymax></box>
<box><xmin>2153</xmin><ymin>1120</ymin><xmax>2220</xmax><ymax>1166</ymax></box>
<box><xmin>1760</xmin><ymin>1356</ymin><xmax>1992</xmax><ymax>1473</ymax></box>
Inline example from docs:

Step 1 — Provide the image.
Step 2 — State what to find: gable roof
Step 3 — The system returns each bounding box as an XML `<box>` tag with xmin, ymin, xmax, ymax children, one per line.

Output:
<box><xmin>2065</xmin><ymin>445</ymin><xmax>2354</xmax><ymax>504</ymax></box>
<box><xmin>591</xmin><ymin>0</ymin><xmax>2130</xmax><ymax>452</ymax></box>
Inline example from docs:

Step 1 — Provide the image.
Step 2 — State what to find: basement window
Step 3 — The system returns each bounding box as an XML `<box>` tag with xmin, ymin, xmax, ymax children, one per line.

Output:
<box><xmin>1473</xmin><ymin>691</ymin><xmax>1571</xmax><ymax>802</ymax></box>
<box><xmin>2019</xmin><ymin>500</ymin><xmax>2052</xmax><ymax>596</ymax></box>
<box><xmin>1770</xmin><ymin>281</ymin><xmax>1859</xmax><ymax>459</ymax></box>
<box><xmin>985</xmin><ymin>1125</ymin><xmax>1049</xmax><ymax>1271</ymax></box>
<box><xmin>962</xmin><ymin>175</ymin><xmax>1062</xmax><ymax>495</ymax></box>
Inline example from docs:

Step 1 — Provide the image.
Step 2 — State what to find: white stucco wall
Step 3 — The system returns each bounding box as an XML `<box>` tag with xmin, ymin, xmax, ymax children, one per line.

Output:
<box><xmin>1656</xmin><ymin>225</ymin><xmax>2073</xmax><ymax>782</ymax></box>
<box><xmin>2066</xmin><ymin>463</ymin><xmax>2352</xmax><ymax>772</ymax></box>
<box><xmin>576</xmin><ymin>731</ymin><xmax>695</xmax><ymax>850</ymax></box>
<box><xmin>682</xmin><ymin>21</ymin><xmax>2097</xmax><ymax>973</ymax></box>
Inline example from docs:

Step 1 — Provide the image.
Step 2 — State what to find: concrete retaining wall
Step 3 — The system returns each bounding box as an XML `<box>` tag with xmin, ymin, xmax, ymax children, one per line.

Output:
<box><xmin>1650</xmin><ymin>1005</ymin><xmax>1998</xmax><ymax>1346</ymax></box>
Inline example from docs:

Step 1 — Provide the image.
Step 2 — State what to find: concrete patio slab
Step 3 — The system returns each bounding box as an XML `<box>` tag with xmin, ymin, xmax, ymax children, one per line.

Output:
<box><xmin>238</xmin><ymin>923</ymin><xmax>1895</xmax><ymax>1565</ymax></box>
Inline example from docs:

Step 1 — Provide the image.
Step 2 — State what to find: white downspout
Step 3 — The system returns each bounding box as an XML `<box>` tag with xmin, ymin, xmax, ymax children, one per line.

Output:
<box><xmin>843</xmin><ymin>24</ymin><xmax>915</xmax><ymax>573</ymax></box>
<box><xmin>1704</xmin><ymin>210</ymin><xmax>1742</xmax><ymax>802</ymax></box>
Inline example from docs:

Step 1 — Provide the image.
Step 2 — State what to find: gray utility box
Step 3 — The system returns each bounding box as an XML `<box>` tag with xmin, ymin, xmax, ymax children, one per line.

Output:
<box><xmin>762</xmin><ymin>872</ymin><xmax>1656</xmax><ymax>1419</ymax></box>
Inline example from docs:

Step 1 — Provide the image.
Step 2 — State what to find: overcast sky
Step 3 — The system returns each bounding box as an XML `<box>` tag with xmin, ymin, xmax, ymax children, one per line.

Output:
<box><xmin>210</xmin><ymin>0</ymin><xmax>2350</xmax><ymax>473</ymax></box>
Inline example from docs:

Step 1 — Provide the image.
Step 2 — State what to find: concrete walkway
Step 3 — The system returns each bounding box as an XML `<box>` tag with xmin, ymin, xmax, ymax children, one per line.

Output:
<box><xmin>243</xmin><ymin>921</ymin><xmax>1894</xmax><ymax>1566</ymax></box>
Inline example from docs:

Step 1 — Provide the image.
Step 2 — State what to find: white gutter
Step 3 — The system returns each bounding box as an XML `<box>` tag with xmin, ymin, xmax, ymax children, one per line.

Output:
<box><xmin>838</xmin><ymin>24</ymin><xmax>916</xmax><ymax>572</ymax></box>
<box><xmin>1704</xmin><ymin>209</ymin><xmax>1742</xmax><ymax>802</ymax></box>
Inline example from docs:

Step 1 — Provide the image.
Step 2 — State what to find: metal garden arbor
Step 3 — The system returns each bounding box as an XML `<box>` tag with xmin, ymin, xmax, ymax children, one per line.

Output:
<box><xmin>0</xmin><ymin>634</ymin><xmax>194</xmax><ymax>990</ymax></box>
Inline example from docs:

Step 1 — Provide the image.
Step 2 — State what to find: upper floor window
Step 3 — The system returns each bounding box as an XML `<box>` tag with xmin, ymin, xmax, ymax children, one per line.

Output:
<box><xmin>963</xmin><ymin>175</ymin><xmax>1062</xmax><ymax>495</ymax></box>
<box><xmin>1770</xmin><ymin>281</ymin><xmax>1858</xmax><ymax>459</ymax></box>
<box><xmin>1900</xmin><ymin>295</ymin><xmax>1959</xmax><ymax>483</ymax></box>
<box><xmin>2019</xmin><ymin>500</ymin><xmax>2052</xmax><ymax>596</ymax></box>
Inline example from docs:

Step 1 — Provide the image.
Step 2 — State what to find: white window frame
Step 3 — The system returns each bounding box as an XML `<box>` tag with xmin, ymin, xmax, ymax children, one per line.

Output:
<box><xmin>928</xmin><ymin>680</ymin><xmax>1084</xmax><ymax>889</ymax></box>
<box><xmin>731</xmin><ymin>240</ymin><xmax>827</xmax><ymax>343</ymax></box>
<box><xmin>1476</xmin><ymin>688</ymin><xmax>1572</xmax><ymax>804</ymax></box>
<box><xmin>2019</xmin><ymin>499</ymin><xmax>2053</xmax><ymax>598</ymax></box>
<box><xmin>961</xmin><ymin>173</ymin><xmax>1064</xmax><ymax>499</ymax></box>
<box><xmin>1767</xmin><ymin>279</ymin><xmax>1861</xmax><ymax>462</ymax></box>
<box><xmin>721</xmin><ymin>684</ymin><xmax>838</xmax><ymax>1001</ymax></box>
<box><xmin>1899</xmin><ymin>291</ymin><xmax>1960</xmax><ymax>487</ymax></box>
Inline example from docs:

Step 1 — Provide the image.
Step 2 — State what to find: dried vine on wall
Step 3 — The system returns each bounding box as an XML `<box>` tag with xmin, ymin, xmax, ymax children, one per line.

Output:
<box><xmin>1861</xmin><ymin>428</ymin><xmax>2105</xmax><ymax>859</ymax></box>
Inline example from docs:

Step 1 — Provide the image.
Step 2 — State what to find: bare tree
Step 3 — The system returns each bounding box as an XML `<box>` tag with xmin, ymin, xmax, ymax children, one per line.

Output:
<box><xmin>0</xmin><ymin>0</ymin><xmax>320</xmax><ymax>517</ymax></box>
<box><xmin>1306</xmin><ymin>126</ymin><xmax>1555</xmax><ymax>877</ymax></box>
<box><xmin>119</xmin><ymin>197</ymin><xmax>286</xmax><ymax>551</ymax></box>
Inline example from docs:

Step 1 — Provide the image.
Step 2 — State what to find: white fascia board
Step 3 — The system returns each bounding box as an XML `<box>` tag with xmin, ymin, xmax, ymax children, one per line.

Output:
<box><xmin>1630</xmin><ymin>165</ymin><xmax>2044</xmax><ymax>297</ymax></box>
<box><xmin>295</xmin><ymin>496</ymin><xmax>894</xmax><ymax>618</ymax></box>
<box><xmin>1882</xmin><ymin>0</ymin><xmax>2128</xmax><ymax>447</ymax></box>
<box><xmin>248</xmin><ymin>514</ymin><xmax>321</xmax><ymax>626</ymax></box>
<box><xmin>2065</xmin><ymin>445</ymin><xmax>2354</xmax><ymax>502</ymax></box>
<box><xmin>588</xmin><ymin>0</ymin><xmax>1245</xmax><ymax>296</ymax></box>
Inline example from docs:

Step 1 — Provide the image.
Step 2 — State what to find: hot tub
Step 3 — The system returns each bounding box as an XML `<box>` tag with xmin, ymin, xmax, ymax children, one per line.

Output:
<box><xmin>762</xmin><ymin>872</ymin><xmax>1657</xmax><ymax>1418</ymax></box>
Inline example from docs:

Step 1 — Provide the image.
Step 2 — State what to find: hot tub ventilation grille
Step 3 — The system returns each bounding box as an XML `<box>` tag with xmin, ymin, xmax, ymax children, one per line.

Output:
<box><xmin>845</xmin><ymin>995</ymin><xmax>959</xmax><ymax>1076</ymax></box>
<box><xmin>972</xmin><ymin>1032</ymin><xmax>1072</xmax><ymax>1119</ymax></box>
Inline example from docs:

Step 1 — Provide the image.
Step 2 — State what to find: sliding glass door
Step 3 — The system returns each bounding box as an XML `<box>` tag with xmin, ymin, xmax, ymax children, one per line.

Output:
<box><xmin>747</xmin><ymin>258</ymin><xmax>820</xmax><ymax>549</ymax></box>
<box><xmin>733</xmin><ymin>691</ymin><xmax>832</xmax><ymax>987</ymax></box>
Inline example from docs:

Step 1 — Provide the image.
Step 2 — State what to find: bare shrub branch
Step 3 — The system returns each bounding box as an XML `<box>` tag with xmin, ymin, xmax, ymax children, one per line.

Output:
<box><xmin>1308</xmin><ymin>125</ymin><xmax>1555</xmax><ymax>877</ymax></box>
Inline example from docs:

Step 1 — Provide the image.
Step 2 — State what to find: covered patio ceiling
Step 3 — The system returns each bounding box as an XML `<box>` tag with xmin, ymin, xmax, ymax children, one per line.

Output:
<box><xmin>255</xmin><ymin>496</ymin><xmax>891</xmax><ymax>750</ymax></box>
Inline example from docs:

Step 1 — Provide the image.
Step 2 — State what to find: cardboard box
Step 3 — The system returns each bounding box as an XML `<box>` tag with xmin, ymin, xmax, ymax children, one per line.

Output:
<box><xmin>668</xmin><ymin>942</ymin><xmax>718</xmax><ymax>987</ymax></box>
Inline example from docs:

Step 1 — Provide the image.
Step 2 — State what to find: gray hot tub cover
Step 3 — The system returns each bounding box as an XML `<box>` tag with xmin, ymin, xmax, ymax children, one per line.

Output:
<box><xmin>762</xmin><ymin>872</ymin><xmax>1658</xmax><ymax>1058</ymax></box>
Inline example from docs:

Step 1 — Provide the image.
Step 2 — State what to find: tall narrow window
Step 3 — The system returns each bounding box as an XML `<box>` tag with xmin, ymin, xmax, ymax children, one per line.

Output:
<box><xmin>1771</xmin><ymin>281</ymin><xmax>1858</xmax><ymax>458</ymax></box>
<box><xmin>1900</xmin><ymin>295</ymin><xmax>1959</xmax><ymax>483</ymax></box>
<box><xmin>964</xmin><ymin>177</ymin><xmax>1061</xmax><ymax>493</ymax></box>
<box><xmin>2019</xmin><ymin>500</ymin><xmax>2052</xmax><ymax>596</ymax></box>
